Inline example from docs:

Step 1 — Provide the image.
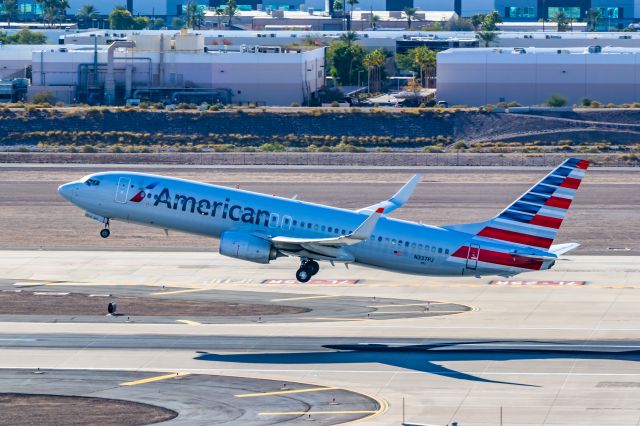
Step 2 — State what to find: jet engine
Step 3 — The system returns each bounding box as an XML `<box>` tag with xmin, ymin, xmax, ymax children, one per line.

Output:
<box><xmin>219</xmin><ymin>231</ymin><xmax>279</xmax><ymax>264</ymax></box>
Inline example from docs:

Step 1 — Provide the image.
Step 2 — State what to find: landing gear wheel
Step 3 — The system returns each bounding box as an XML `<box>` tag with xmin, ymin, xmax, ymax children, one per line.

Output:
<box><xmin>100</xmin><ymin>228</ymin><xmax>110</xmax><ymax>239</ymax></box>
<box><xmin>307</xmin><ymin>260</ymin><xmax>320</xmax><ymax>276</ymax></box>
<box><xmin>296</xmin><ymin>266</ymin><xmax>312</xmax><ymax>283</ymax></box>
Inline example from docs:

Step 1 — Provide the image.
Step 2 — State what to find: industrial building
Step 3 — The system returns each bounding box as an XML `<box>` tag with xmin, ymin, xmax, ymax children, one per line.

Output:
<box><xmin>1</xmin><ymin>0</ymin><xmax>636</xmax><ymax>27</ymax></box>
<box><xmin>437</xmin><ymin>46</ymin><xmax>640</xmax><ymax>105</ymax></box>
<box><xmin>20</xmin><ymin>32</ymin><xmax>325</xmax><ymax>105</ymax></box>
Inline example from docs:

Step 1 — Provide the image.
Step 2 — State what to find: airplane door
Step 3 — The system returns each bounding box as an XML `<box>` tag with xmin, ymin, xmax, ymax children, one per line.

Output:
<box><xmin>115</xmin><ymin>177</ymin><xmax>131</xmax><ymax>203</ymax></box>
<box><xmin>466</xmin><ymin>244</ymin><xmax>480</xmax><ymax>270</ymax></box>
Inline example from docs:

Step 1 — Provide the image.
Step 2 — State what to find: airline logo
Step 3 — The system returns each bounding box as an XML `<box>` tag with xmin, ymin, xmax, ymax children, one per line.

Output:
<box><xmin>450</xmin><ymin>158</ymin><xmax>589</xmax><ymax>271</ymax></box>
<box><xmin>478</xmin><ymin>158</ymin><xmax>589</xmax><ymax>249</ymax></box>
<box><xmin>130</xmin><ymin>182</ymin><xmax>159</xmax><ymax>203</ymax></box>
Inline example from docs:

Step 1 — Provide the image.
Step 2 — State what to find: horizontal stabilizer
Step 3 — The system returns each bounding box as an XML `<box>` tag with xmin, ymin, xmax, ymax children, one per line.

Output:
<box><xmin>359</xmin><ymin>174</ymin><xmax>421</xmax><ymax>215</ymax></box>
<box><xmin>550</xmin><ymin>243</ymin><xmax>580</xmax><ymax>255</ymax></box>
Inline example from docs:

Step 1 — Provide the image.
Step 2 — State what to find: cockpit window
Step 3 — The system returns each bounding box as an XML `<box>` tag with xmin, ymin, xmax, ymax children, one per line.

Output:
<box><xmin>84</xmin><ymin>178</ymin><xmax>100</xmax><ymax>186</ymax></box>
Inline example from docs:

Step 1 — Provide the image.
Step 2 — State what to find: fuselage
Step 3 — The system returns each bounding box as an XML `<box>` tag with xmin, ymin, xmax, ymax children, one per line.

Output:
<box><xmin>58</xmin><ymin>172</ymin><xmax>555</xmax><ymax>278</ymax></box>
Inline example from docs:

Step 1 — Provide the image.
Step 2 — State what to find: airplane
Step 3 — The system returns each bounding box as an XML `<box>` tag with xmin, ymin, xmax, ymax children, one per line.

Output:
<box><xmin>58</xmin><ymin>158</ymin><xmax>588</xmax><ymax>282</ymax></box>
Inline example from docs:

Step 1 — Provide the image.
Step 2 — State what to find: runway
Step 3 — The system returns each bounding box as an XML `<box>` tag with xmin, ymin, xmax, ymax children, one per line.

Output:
<box><xmin>1</xmin><ymin>161</ymin><xmax>639</xmax><ymax>425</ymax></box>
<box><xmin>1</xmin><ymin>250</ymin><xmax>640</xmax><ymax>425</ymax></box>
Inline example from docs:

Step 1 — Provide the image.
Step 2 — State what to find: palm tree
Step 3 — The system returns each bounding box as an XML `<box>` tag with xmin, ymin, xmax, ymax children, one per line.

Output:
<box><xmin>411</xmin><ymin>46</ymin><xmax>435</xmax><ymax>88</ymax></box>
<box><xmin>224</xmin><ymin>0</ymin><xmax>238</xmax><ymax>28</ymax></box>
<box><xmin>404</xmin><ymin>7</ymin><xmax>417</xmax><ymax>29</ymax></box>
<box><xmin>339</xmin><ymin>30</ymin><xmax>358</xmax><ymax>46</ymax></box>
<box><xmin>369</xmin><ymin>13</ymin><xmax>380</xmax><ymax>30</ymax></box>
<box><xmin>552</xmin><ymin>11</ymin><xmax>569</xmax><ymax>31</ymax></box>
<box><xmin>470</xmin><ymin>13</ymin><xmax>484</xmax><ymax>31</ymax></box>
<box><xmin>477</xmin><ymin>30</ymin><xmax>497</xmax><ymax>47</ymax></box>
<box><xmin>363</xmin><ymin>48</ymin><xmax>385</xmax><ymax>93</ymax></box>
<box><xmin>214</xmin><ymin>6</ymin><xmax>225</xmax><ymax>29</ymax></box>
<box><xmin>37</xmin><ymin>0</ymin><xmax>70</xmax><ymax>27</ymax></box>
<box><xmin>585</xmin><ymin>8</ymin><xmax>600</xmax><ymax>31</ymax></box>
<box><xmin>77</xmin><ymin>3</ymin><xmax>98</xmax><ymax>27</ymax></box>
<box><xmin>3</xmin><ymin>0</ymin><xmax>18</xmax><ymax>29</ymax></box>
<box><xmin>186</xmin><ymin>1</ymin><xmax>203</xmax><ymax>29</ymax></box>
<box><xmin>346</xmin><ymin>0</ymin><xmax>358</xmax><ymax>31</ymax></box>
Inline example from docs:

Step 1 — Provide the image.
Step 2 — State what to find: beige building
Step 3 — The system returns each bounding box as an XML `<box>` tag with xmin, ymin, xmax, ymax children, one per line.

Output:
<box><xmin>437</xmin><ymin>46</ymin><xmax>640</xmax><ymax>106</ymax></box>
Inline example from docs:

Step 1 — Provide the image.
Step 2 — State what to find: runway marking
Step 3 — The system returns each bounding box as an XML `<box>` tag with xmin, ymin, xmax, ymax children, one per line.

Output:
<box><xmin>259</xmin><ymin>410</ymin><xmax>378</xmax><ymax>416</ymax></box>
<box><xmin>371</xmin><ymin>310</ymin><xmax>468</xmax><ymax>315</ymax></box>
<box><xmin>302</xmin><ymin>317</ymin><xmax>369</xmax><ymax>322</ymax></box>
<box><xmin>235</xmin><ymin>386</ymin><xmax>339</xmax><ymax>398</ymax></box>
<box><xmin>120</xmin><ymin>372</ymin><xmax>190</xmax><ymax>386</ymax></box>
<box><xmin>366</xmin><ymin>302</ymin><xmax>445</xmax><ymax>308</ymax></box>
<box><xmin>175</xmin><ymin>319</ymin><xmax>201</xmax><ymax>325</ymax></box>
<box><xmin>270</xmin><ymin>295</ymin><xmax>336</xmax><ymax>302</ymax></box>
<box><xmin>150</xmin><ymin>288</ymin><xmax>209</xmax><ymax>296</ymax></box>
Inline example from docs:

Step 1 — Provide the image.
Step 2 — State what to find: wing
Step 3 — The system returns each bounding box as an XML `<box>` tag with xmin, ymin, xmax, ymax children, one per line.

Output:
<box><xmin>265</xmin><ymin>208</ymin><xmax>384</xmax><ymax>262</ymax></box>
<box><xmin>358</xmin><ymin>174</ymin><xmax>421</xmax><ymax>215</ymax></box>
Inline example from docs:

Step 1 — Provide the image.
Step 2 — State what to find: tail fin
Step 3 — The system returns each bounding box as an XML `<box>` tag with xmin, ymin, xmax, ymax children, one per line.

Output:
<box><xmin>445</xmin><ymin>158</ymin><xmax>589</xmax><ymax>249</ymax></box>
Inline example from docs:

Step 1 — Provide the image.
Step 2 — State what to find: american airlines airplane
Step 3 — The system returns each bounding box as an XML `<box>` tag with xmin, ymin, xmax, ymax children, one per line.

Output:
<box><xmin>58</xmin><ymin>158</ymin><xmax>588</xmax><ymax>282</ymax></box>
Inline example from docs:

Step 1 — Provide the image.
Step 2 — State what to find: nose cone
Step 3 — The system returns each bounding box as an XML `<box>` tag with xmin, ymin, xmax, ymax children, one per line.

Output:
<box><xmin>58</xmin><ymin>182</ymin><xmax>76</xmax><ymax>201</ymax></box>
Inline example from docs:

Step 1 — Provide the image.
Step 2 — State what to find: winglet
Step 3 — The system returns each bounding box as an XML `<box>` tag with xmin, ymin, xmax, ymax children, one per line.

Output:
<box><xmin>358</xmin><ymin>174</ymin><xmax>422</xmax><ymax>215</ymax></box>
<box><xmin>350</xmin><ymin>208</ymin><xmax>384</xmax><ymax>241</ymax></box>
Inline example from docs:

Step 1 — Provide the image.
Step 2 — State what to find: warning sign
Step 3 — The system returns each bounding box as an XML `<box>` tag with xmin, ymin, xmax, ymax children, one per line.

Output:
<box><xmin>261</xmin><ymin>279</ymin><xmax>359</xmax><ymax>285</ymax></box>
<box><xmin>489</xmin><ymin>280</ymin><xmax>585</xmax><ymax>286</ymax></box>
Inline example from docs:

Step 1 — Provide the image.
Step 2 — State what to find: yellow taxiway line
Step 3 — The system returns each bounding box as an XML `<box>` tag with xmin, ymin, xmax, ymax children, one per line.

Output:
<box><xmin>175</xmin><ymin>319</ymin><xmax>201</xmax><ymax>325</ymax></box>
<box><xmin>270</xmin><ymin>295</ymin><xmax>336</xmax><ymax>302</ymax></box>
<box><xmin>236</xmin><ymin>386</ymin><xmax>339</xmax><ymax>398</ymax></box>
<box><xmin>120</xmin><ymin>372</ymin><xmax>190</xmax><ymax>386</ymax></box>
<box><xmin>259</xmin><ymin>410</ymin><xmax>378</xmax><ymax>416</ymax></box>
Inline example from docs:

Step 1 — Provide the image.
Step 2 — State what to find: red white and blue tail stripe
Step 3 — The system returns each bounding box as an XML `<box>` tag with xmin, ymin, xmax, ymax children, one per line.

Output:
<box><xmin>476</xmin><ymin>158</ymin><xmax>588</xmax><ymax>249</ymax></box>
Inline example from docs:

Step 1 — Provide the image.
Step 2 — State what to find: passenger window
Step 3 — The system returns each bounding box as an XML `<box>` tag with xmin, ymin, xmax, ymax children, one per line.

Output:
<box><xmin>378</xmin><ymin>236</ymin><xmax>382</xmax><ymax>242</ymax></box>
<box><xmin>314</xmin><ymin>224</ymin><xmax>319</xmax><ymax>231</ymax></box>
<box><xmin>405</xmin><ymin>241</ymin><xmax>409</xmax><ymax>248</ymax></box>
<box><xmin>269</xmin><ymin>213</ymin><xmax>279</xmax><ymax>228</ymax></box>
<box><xmin>293</xmin><ymin>220</ymin><xmax>297</xmax><ymax>226</ymax></box>
<box><xmin>438</xmin><ymin>248</ymin><xmax>443</xmax><ymax>254</ymax></box>
<box><xmin>432</xmin><ymin>246</ymin><xmax>436</xmax><ymax>253</ymax></box>
<box><xmin>321</xmin><ymin>225</ymin><xmax>326</xmax><ymax>231</ymax></box>
<box><xmin>425</xmin><ymin>245</ymin><xmax>429</xmax><ymax>251</ymax></box>
<box><xmin>342</xmin><ymin>229</ymin><xmax>346</xmax><ymax>235</ymax></box>
<box><xmin>398</xmin><ymin>240</ymin><xmax>403</xmax><ymax>246</ymax></box>
<box><xmin>301</xmin><ymin>222</ymin><xmax>305</xmax><ymax>227</ymax></box>
<box><xmin>418</xmin><ymin>244</ymin><xmax>423</xmax><ymax>250</ymax></box>
<box><xmin>328</xmin><ymin>227</ymin><xmax>333</xmax><ymax>232</ymax></box>
<box><xmin>307</xmin><ymin>223</ymin><xmax>312</xmax><ymax>229</ymax></box>
<box><xmin>391</xmin><ymin>239</ymin><xmax>396</xmax><ymax>245</ymax></box>
<box><xmin>445</xmin><ymin>249</ymin><xmax>449</xmax><ymax>255</ymax></box>
<box><xmin>411</xmin><ymin>243</ymin><xmax>416</xmax><ymax>248</ymax></box>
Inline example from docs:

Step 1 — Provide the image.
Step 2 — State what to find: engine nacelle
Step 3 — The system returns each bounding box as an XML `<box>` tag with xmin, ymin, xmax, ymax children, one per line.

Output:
<box><xmin>219</xmin><ymin>231</ymin><xmax>278</xmax><ymax>264</ymax></box>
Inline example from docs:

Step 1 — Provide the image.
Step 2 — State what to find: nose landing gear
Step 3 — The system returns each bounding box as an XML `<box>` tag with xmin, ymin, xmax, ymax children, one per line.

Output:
<box><xmin>100</xmin><ymin>220</ymin><xmax>110</xmax><ymax>239</ymax></box>
<box><xmin>295</xmin><ymin>259</ymin><xmax>319</xmax><ymax>283</ymax></box>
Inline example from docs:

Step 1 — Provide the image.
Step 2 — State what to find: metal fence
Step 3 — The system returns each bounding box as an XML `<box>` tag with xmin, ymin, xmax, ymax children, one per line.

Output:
<box><xmin>0</xmin><ymin>152</ymin><xmax>638</xmax><ymax>167</ymax></box>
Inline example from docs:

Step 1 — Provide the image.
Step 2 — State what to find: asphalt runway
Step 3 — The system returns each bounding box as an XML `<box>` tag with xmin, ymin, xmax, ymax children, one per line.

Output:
<box><xmin>0</xmin><ymin>369</ymin><xmax>380</xmax><ymax>425</ymax></box>
<box><xmin>0</xmin><ymin>164</ymin><xmax>638</xmax><ymax>254</ymax></box>
<box><xmin>1</xmin><ymin>251</ymin><xmax>640</xmax><ymax>425</ymax></box>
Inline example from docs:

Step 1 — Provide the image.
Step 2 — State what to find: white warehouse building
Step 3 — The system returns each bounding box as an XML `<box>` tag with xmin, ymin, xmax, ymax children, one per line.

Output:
<box><xmin>437</xmin><ymin>46</ymin><xmax>640</xmax><ymax>106</ymax></box>
<box><xmin>27</xmin><ymin>33</ymin><xmax>325</xmax><ymax>106</ymax></box>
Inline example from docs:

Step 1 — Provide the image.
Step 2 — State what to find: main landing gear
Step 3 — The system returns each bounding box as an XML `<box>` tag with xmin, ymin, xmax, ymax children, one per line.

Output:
<box><xmin>100</xmin><ymin>220</ymin><xmax>110</xmax><ymax>239</ymax></box>
<box><xmin>296</xmin><ymin>259</ymin><xmax>319</xmax><ymax>283</ymax></box>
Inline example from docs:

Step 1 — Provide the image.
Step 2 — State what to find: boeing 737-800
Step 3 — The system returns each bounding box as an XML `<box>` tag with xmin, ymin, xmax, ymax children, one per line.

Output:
<box><xmin>58</xmin><ymin>158</ymin><xmax>588</xmax><ymax>282</ymax></box>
